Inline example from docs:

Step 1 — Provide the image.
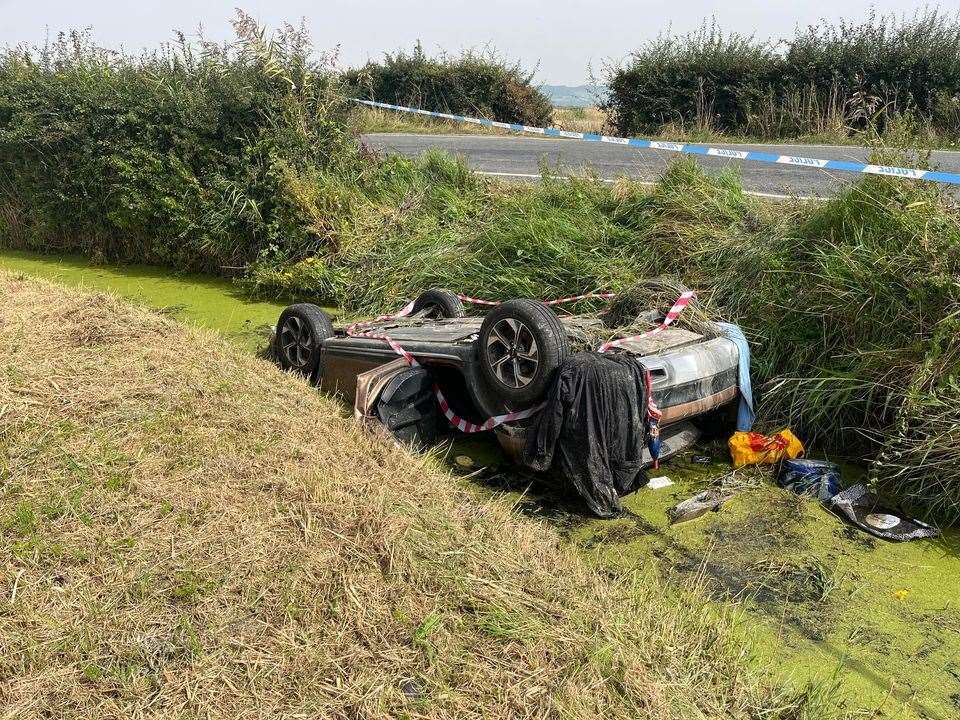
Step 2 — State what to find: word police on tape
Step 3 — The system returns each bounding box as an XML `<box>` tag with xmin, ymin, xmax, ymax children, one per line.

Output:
<box><xmin>353</xmin><ymin>98</ymin><xmax>960</xmax><ymax>187</ymax></box>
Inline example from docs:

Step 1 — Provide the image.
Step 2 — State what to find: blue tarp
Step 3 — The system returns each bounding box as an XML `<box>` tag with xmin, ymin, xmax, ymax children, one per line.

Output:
<box><xmin>715</xmin><ymin>322</ymin><xmax>755</xmax><ymax>432</ymax></box>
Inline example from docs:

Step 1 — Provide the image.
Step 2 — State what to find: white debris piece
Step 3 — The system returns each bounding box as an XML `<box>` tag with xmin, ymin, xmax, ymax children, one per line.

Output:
<box><xmin>646</xmin><ymin>476</ymin><xmax>674</xmax><ymax>490</ymax></box>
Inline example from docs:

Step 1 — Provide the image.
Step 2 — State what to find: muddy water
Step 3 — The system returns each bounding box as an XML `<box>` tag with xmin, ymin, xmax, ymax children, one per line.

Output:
<box><xmin>5</xmin><ymin>249</ymin><xmax>959</xmax><ymax>719</ymax></box>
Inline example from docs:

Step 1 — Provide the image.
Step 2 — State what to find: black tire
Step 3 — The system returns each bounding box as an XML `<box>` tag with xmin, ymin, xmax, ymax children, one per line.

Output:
<box><xmin>412</xmin><ymin>288</ymin><xmax>465</xmax><ymax>319</ymax></box>
<box><xmin>274</xmin><ymin>304</ymin><xmax>335</xmax><ymax>381</ymax></box>
<box><xmin>478</xmin><ymin>299</ymin><xmax>569</xmax><ymax>405</ymax></box>
<box><xmin>375</xmin><ymin>367</ymin><xmax>439</xmax><ymax>451</ymax></box>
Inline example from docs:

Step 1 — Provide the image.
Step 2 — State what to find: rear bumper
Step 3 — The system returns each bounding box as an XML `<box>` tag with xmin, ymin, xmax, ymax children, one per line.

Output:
<box><xmin>644</xmin><ymin>336</ymin><xmax>740</xmax><ymax>425</ymax></box>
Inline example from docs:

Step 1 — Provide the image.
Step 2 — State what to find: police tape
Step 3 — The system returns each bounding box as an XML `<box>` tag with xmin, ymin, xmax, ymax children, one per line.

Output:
<box><xmin>346</xmin><ymin>289</ymin><xmax>694</xmax><ymax>434</ymax></box>
<box><xmin>598</xmin><ymin>290</ymin><xmax>696</xmax><ymax>353</ymax></box>
<box><xmin>353</xmin><ymin>98</ymin><xmax>960</xmax><ymax>187</ymax></box>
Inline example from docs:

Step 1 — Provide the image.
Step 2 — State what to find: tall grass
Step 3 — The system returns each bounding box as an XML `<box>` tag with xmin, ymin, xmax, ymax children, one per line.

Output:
<box><xmin>604</xmin><ymin>10</ymin><xmax>960</xmax><ymax>143</ymax></box>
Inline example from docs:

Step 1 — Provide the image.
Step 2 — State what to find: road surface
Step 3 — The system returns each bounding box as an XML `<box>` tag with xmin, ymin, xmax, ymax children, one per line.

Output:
<box><xmin>362</xmin><ymin>133</ymin><xmax>960</xmax><ymax>199</ymax></box>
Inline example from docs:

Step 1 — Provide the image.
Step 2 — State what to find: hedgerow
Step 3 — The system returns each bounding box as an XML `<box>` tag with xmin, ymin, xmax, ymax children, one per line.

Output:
<box><xmin>341</xmin><ymin>43</ymin><xmax>553</xmax><ymax>126</ymax></box>
<box><xmin>0</xmin><ymin>13</ymin><xmax>359</xmax><ymax>272</ymax></box>
<box><xmin>603</xmin><ymin>10</ymin><xmax>960</xmax><ymax>141</ymax></box>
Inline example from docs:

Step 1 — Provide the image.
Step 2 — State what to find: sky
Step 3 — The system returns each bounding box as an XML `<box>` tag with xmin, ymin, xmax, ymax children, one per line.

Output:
<box><xmin>0</xmin><ymin>1</ymin><xmax>945</xmax><ymax>84</ymax></box>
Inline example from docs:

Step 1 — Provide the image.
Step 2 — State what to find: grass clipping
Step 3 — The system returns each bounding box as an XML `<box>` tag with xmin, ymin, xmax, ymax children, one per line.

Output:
<box><xmin>0</xmin><ymin>273</ymin><xmax>830</xmax><ymax>718</ymax></box>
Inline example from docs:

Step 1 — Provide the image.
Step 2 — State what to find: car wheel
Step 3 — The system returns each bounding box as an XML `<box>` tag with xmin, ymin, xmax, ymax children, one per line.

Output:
<box><xmin>412</xmin><ymin>288</ymin><xmax>465</xmax><ymax>319</ymax></box>
<box><xmin>479</xmin><ymin>299</ymin><xmax>569</xmax><ymax>406</ymax></box>
<box><xmin>275</xmin><ymin>304</ymin><xmax>335</xmax><ymax>381</ymax></box>
<box><xmin>375</xmin><ymin>366</ymin><xmax>439</xmax><ymax>451</ymax></box>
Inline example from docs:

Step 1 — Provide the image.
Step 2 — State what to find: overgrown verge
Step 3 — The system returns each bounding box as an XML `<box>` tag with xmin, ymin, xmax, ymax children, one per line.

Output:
<box><xmin>0</xmin><ymin>272</ymin><xmax>839</xmax><ymax>718</ymax></box>
<box><xmin>342</xmin><ymin>43</ymin><xmax>552</xmax><ymax>127</ymax></box>
<box><xmin>603</xmin><ymin>11</ymin><xmax>960</xmax><ymax>144</ymax></box>
<box><xmin>2</xmin><ymin>18</ymin><xmax>959</xmax><ymax>523</ymax></box>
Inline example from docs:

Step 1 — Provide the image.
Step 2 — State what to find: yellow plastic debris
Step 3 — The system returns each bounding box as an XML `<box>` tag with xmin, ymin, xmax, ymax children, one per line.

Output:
<box><xmin>729</xmin><ymin>429</ymin><xmax>804</xmax><ymax>468</ymax></box>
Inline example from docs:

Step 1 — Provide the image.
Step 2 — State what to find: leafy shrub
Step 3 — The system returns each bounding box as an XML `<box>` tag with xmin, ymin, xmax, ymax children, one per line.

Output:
<box><xmin>342</xmin><ymin>43</ymin><xmax>553</xmax><ymax>126</ymax></box>
<box><xmin>603</xmin><ymin>10</ymin><xmax>960</xmax><ymax>141</ymax></box>
<box><xmin>603</xmin><ymin>22</ymin><xmax>778</xmax><ymax>135</ymax></box>
<box><xmin>0</xmin><ymin>13</ymin><xmax>358</xmax><ymax>271</ymax></box>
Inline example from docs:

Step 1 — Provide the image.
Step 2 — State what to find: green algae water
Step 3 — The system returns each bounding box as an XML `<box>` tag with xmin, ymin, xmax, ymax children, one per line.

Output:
<box><xmin>0</xmin><ymin>249</ymin><xmax>302</xmax><ymax>352</ymax></box>
<box><xmin>451</xmin><ymin>443</ymin><xmax>960</xmax><ymax>719</ymax></box>
<box><xmin>6</xmin><ymin>248</ymin><xmax>959</xmax><ymax>718</ymax></box>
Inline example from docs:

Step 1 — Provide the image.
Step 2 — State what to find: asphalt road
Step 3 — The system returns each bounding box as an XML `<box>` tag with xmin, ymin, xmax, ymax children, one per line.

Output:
<box><xmin>362</xmin><ymin>132</ymin><xmax>960</xmax><ymax>199</ymax></box>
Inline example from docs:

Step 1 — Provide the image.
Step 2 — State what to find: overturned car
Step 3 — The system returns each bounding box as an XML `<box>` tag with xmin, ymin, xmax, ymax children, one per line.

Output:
<box><xmin>274</xmin><ymin>287</ymin><xmax>747</xmax><ymax>515</ymax></box>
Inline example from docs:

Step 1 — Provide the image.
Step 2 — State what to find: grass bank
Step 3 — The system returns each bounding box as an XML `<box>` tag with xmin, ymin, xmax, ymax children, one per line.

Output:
<box><xmin>0</xmin><ymin>272</ymin><xmax>833</xmax><ymax>718</ymax></box>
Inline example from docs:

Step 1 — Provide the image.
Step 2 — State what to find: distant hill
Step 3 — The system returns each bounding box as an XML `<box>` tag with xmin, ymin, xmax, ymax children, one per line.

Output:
<box><xmin>541</xmin><ymin>84</ymin><xmax>606</xmax><ymax>107</ymax></box>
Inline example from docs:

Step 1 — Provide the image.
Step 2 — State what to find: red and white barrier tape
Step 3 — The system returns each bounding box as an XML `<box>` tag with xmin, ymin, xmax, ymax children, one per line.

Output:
<box><xmin>435</xmin><ymin>386</ymin><xmax>543</xmax><ymax>433</ymax></box>
<box><xmin>345</xmin><ymin>299</ymin><xmax>420</xmax><ymax>365</ymax></box>
<box><xmin>643</xmin><ymin>363</ymin><xmax>662</xmax><ymax>422</ymax></box>
<box><xmin>597</xmin><ymin>290</ymin><xmax>696</xmax><ymax>353</ymax></box>
<box><xmin>347</xmin><ymin>289</ymin><xmax>693</xmax><ymax>433</ymax></box>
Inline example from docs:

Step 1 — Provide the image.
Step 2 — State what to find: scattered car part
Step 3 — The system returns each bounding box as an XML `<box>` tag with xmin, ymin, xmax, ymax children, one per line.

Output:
<box><xmin>826</xmin><ymin>484</ymin><xmax>939</xmax><ymax>542</ymax></box>
<box><xmin>478</xmin><ymin>299</ymin><xmax>570</xmax><ymax>406</ymax></box>
<box><xmin>668</xmin><ymin>485</ymin><xmax>738</xmax><ymax>524</ymax></box>
<box><xmin>667</xmin><ymin>466</ymin><xmax>762</xmax><ymax>524</ymax></box>
<box><xmin>777</xmin><ymin>458</ymin><xmax>840</xmax><ymax>501</ymax></box>
<box><xmin>275</xmin><ymin>303</ymin><xmax>335</xmax><ymax>380</ymax></box>
<box><xmin>411</xmin><ymin>288</ymin><xmax>466</xmax><ymax>319</ymax></box>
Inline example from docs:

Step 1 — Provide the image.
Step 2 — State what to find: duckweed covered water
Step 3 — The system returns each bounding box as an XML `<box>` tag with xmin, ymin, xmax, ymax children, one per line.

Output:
<box><xmin>460</xmin><ymin>443</ymin><xmax>960</xmax><ymax>720</ymax></box>
<box><xmin>0</xmin><ymin>249</ymin><xmax>323</xmax><ymax>352</ymax></box>
<box><xmin>6</xmin><ymin>248</ymin><xmax>959</xmax><ymax>718</ymax></box>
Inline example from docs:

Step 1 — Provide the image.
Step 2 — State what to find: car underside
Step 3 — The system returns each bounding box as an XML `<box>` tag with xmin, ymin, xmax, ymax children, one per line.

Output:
<box><xmin>273</xmin><ymin>287</ymin><xmax>743</xmax><ymax>490</ymax></box>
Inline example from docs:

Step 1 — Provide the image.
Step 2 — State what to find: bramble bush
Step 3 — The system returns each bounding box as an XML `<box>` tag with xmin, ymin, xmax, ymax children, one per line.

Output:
<box><xmin>603</xmin><ymin>10</ymin><xmax>960</xmax><ymax>141</ymax></box>
<box><xmin>341</xmin><ymin>43</ymin><xmax>553</xmax><ymax>126</ymax></box>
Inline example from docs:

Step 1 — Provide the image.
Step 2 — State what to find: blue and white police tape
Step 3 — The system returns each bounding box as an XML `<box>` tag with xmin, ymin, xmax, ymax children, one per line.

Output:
<box><xmin>353</xmin><ymin>98</ymin><xmax>960</xmax><ymax>187</ymax></box>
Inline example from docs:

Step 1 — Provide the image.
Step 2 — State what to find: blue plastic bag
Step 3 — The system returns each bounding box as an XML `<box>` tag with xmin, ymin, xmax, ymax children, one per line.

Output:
<box><xmin>777</xmin><ymin>459</ymin><xmax>840</xmax><ymax>501</ymax></box>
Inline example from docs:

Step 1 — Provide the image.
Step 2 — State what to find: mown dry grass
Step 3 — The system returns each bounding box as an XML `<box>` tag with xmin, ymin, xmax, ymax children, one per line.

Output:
<box><xmin>354</xmin><ymin>105</ymin><xmax>611</xmax><ymax>138</ymax></box>
<box><xmin>0</xmin><ymin>273</ymin><xmax>835</xmax><ymax>719</ymax></box>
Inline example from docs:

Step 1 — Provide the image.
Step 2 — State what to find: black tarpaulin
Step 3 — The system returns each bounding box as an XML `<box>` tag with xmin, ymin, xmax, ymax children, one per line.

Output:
<box><xmin>522</xmin><ymin>352</ymin><xmax>649</xmax><ymax>517</ymax></box>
